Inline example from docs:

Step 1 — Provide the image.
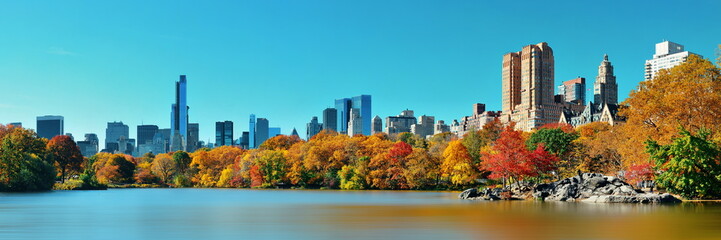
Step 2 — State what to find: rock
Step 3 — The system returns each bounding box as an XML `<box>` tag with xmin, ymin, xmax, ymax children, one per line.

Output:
<box><xmin>459</xmin><ymin>188</ymin><xmax>480</xmax><ymax>199</ymax></box>
<box><xmin>586</xmin><ymin>177</ymin><xmax>607</xmax><ymax>189</ymax></box>
<box><xmin>532</xmin><ymin>172</ymin><xmax>680</xmax><ymax>204</ymax></box>
<box><xmin>582</xmin><ymin>193</ymin><xmax>681</xmax><ymax>204</ymax></box>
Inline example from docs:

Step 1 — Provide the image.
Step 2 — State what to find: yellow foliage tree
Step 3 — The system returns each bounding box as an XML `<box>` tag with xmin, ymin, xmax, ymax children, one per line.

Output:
<box><xmin>441</xmin><ymin>140</ymin><xmax>477</xmax><ymax>186</ymax></box>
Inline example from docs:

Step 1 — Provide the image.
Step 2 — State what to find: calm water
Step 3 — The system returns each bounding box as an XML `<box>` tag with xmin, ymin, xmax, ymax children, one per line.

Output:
<box><xmin>1</xmin><ymin>189</ymin><xmax>720</xmax><ymax>240</ymax></box>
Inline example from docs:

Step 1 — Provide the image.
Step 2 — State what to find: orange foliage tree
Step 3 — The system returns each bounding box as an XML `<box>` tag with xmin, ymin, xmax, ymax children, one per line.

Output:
<box><xmin>46</xmin><ymin>135</ymin><xmax>84</xmax><ymax>182</ymax></box>
<box><xmin>481</xmin><ymin>126</ymin><xmax>559</xmax><ymax>186</ymax></box>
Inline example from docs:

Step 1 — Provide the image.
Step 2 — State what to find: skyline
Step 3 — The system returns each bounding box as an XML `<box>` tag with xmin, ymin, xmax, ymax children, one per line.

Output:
<box><xmin>1</xmin><ymin>1</ymin><xmax>720</xmax><ymax>143</ymax></box>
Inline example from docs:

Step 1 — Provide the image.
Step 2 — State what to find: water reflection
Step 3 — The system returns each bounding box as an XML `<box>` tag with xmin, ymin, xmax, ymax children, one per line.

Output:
<box><xmin>0</xmin><ymin>189</ymin><xmax>719</xmax><ymax>240</ymax></box>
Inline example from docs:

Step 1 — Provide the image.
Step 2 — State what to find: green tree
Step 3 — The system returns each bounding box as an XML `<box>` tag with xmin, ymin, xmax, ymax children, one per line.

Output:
<box><xmin>0</xmin><ymin>127</ymin><xmax>56</xmax><ymax>191</ymax></box>
<box><xmin>647</xmin><ymin>128</ymin><xmax>721</xmax><ymax>199</ymax></box>
<box><xmin>172</xmin><ymin>151</ymin><xmax>192</xmax><ymax>174</ymax></box>
<box><xmin>526</xmin><ymin>127</ymin><xmax>578</xmax><ymax>156</ymax></box>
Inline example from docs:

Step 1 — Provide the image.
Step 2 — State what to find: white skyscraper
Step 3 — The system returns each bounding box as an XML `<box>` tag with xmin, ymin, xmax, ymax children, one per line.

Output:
<box><xmin>644</xmin><ymin>41</ymin><xmax>700</xmax><ymax>81</ymax></box>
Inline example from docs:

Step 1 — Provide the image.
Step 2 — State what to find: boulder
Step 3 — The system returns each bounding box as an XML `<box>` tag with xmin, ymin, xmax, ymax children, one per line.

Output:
<box><xmin>459</xmin><ymin>188</ymin><xmax>480</xmax><ymax>199</ymax></box>
<box><xmin>532</xmin><ymin>172</ymin><xmax>679</xmax><ymax>204</ymax></box>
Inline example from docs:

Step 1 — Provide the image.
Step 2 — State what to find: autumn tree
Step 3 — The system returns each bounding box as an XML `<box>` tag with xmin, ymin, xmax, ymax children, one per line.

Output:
<box><xmin>441</xmin><ymin>140</ymin><xmax>476</xmax><ymax>186</ymax></box>
<box><xmin>620</xmin><ymin>55</ymin><xmax>721</xmax><ymax>168</ymax></box>
<box><xmin>259</xmin><ymin>135</ymin><xmax>303</xmax><ymax>151</ymax></box>
<box><xmin>647</xmin><ymin>128</ymin><xmax>721</xmax><ymax>199</ymax></box>
<box><xmin>0</xmin><ymin>127</ymin><xmax>56</xmax><ymax>191</ymax></box>
<box><xmin>46</xmin><ymin>135</ymin><xmax>84</xmax><ymax>183</ymax></box>
<box><xmin>255</xmin><ymin>150</ymin><xmax>289</xmax><ymax>187</ymax></box>
<box><xmin>527</xmin><ymin>126</ymin><xmax>579</xmax><ymax>178</ymax></box>
<box><xmin>481</xmin><ymin>126</ymin><xmax>559</xmax><ymax>186</ymax></box>
<box><xmin>93</xmin><ymin>153</ymin><xmax>136</xmax><ymax>184</ymax></box>
<box><xmin>152</xmin><ymin>153</ymin><xmax>176</xmax><ymax>184</ymax></box>
<box><xmin>574</xmin><ymin>122</ymin><xmax>623</xmax><ymax>174</ymax></box>
<box><xmin>190</xmin><ymin>146</ymin><xmax>244</xmax><ymax>187</ymax></box>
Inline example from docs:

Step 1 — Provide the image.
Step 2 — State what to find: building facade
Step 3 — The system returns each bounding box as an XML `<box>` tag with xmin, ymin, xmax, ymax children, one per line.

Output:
<box><xmin>187</xmin><ymin>123</ymin><xmax>199</xmax><ymax>152</ymax></box>
<box><xmin>385</xmin><ymin>110</ymin><xmax>416</xmax><ymax>135</ymax></box>
<box><xmin>36</xmin><ymin>115</ymin><xmax>64</xmax><ymax>140</ymax></box>
<box><xmin>645</xmin><ymin>41</ymin><xmax>699</xmax><ymax>81</ymax></box>
<box><xmin>371</xmin><ymin>116</ymin><xmax>383</xmax><ymax>134</ymax></box>
<box><xmin>105</xmin><ymin>121</ymin><xmax>129</xmax><ymax>152</ymax></box>
<box><xmin>411</xmin><ymin>115</ymin><xmax>435</xmax><ymax>139</ymax></box>
<box><xmin>170</xmin><ymin>75</ymin><xmax>188</xmax><ymax>151</ymax></box>
<box><xmin>137</xmin><ymin>125</ymin><xmax>159</xmax><ymax>146</ymax></box>
<box><xmin>594</xmin><ymin>55</ymin><xmax>618</xmax><ymax>105</ymax></box>
<box><xmin>306</xmin><ymin>116</ymin><xmax>322</xmax><ymax>140</ymax></box>
<box><xmin>255</xmin><ymin>118</ymin><xmax>269</xmax><ymax>147</ymax></box>
<box><xmin>558</xmin><ymin>77</ymin><xmax>586</xmax><ymax>104</ymax></box>
<box><xmin>501</xmin><ymin>42</ymin><xmax>566</xmax><ymax>131</ymax></box>
<box><xmin>322</xmin><ymin>108</ymin><xmax>337</xmax><ymax>133</ymax></box>
<box><xmin>249</xmin><ymin>114</ymin><xmax>256</xmax><ymax>149</ymax></box>
<box><xmin>335</xmin><ymin>95</ymin><xmax>371</xmax><ymax>135</ymax></box>
<box><xmin>215</xmin><ymin>121</ymin><xmax>234</xmax><ymax>146</ymax></box>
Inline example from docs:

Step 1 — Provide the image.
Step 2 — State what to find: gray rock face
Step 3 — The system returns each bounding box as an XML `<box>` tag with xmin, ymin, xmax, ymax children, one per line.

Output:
<box><xmin>582</xmin><ymin>193</ymin><xmax>681</xmax><ymax>204</ymax></box>
<box><xmin>459</xmin><ymin>187</ymin><xmax>507</xmax><ymax>201</ymax></box>
<box><xmin>533</xmin><ymin>173</ymin><xmax>681</xmax><ymax>204</ymax></box>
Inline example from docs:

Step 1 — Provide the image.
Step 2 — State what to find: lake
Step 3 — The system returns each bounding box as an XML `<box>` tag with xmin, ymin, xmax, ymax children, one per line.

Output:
<box><xmin>1</xmin><ymin>189</ymin><xmax>720</xmax><ymax>240</ymax></box>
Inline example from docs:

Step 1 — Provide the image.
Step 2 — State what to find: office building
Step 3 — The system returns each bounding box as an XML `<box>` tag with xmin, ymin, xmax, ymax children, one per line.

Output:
<box><xmin>645</xmin><ymin>41</ymin><xmax>700</xmax><ymax>81</ymax></box>
<box><xmin>306</xmin><ymin>116</ymin><xmax>322</xmax><ymax>140</ymax></box>
<box><xmin>158</xmin><ymin>128</ymin><xmax>171</xmax><ymax>153</ymax></box>
<box><xmin>269</xmin><ymin>127</ymin><xmax>281</xmax><ymax>138</ymax></box>
<box><xmin>385</xmin><ymin>110</ymin><xmax>417</xmax><ymax>135</ymax></box>
<box><xmin>187</xmin><ymin>123</ymin><xmax>199</xmax><ymax>152</ymax></box>
<box><xmin>411</xmin><ymin>115</ymin><xmax>435</xmax><ymax>139</ymax></box>
<box><xmin>137</xmin><ymin>125</ymin><xmax>159</xmax><ymax>146</ymax></box>
<box><xmin>594</xmin><ymin>54</ymin><xmax>618</xmax><ymax>105</ymax></box>
<box><xmin>36</xmin><ymin>115</ymin><xmax>64</xmax><ymax>140</ymax></box>
<box><xmin>335</xmin><ymin>95</ymin><xmax>371</xmax><ymax>135</ymax></box>
<box><xmin>105</xmin><ymin>121</ymin><xmax>129</xmax><ymax>152</ymax></box>
<box><xmin>347</xmin><ymin>108</ymin><xmax>362</xmax><ymax>137</ymax></box>
<box><xmin>434</xmin><ymin>120</ymin><xmax>450</xmax><ymax>135</ymax></box>
<box><xmin>215</xmin><ymin>121</ymin><xmax>234</xmax><ymax>146</ymax></box>
<box><xmin>501</xmin><ymin>42</ymin><xmax>565</xmax><ymax>131</ymax></box>
<box><xmin>170</xmin><ymin>75</ymin><xmax>188</xmax><ymax>151</ymax></box>
<box><xmin>240</xmin><ymin>131</ymin><xmax>250</xmax><ymax>149</ymax></box>
<box><xmin>558</xmin><ymin>77</ymin><xmax>586</xmax><ymax>104</ymax></box>
<box><xmin>372</xmin><ymin>116</ymin><xmax>383</xmax><ymax>134</ymax></box>
<box><xmin>249</xmin><ymin>114</ymin><xmax>256</xmax><ymax>149</ymax></box>
<box><xmin>255</xmin><ymin>118</ymin><xmax>269</xmax><ymax>147</ymax></box>
<box><xmin>76</xmin><ymin>133</ymin><xmax>99</xmax><ymax>157</ymax></box>
<box><xmin>322</xmin><ymin>108</ymin><xmax>337</xmax><ymax>133</ymax></box>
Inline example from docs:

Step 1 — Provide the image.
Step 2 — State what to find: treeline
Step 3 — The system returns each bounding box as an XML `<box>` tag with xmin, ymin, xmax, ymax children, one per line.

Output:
<box><xmin>2</xmin><ymin>52</ymin><xmax>720</xmax><ymax>198</ymax></box>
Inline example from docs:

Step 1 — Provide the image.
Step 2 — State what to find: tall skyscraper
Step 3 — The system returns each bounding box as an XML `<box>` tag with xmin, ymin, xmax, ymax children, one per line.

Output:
<box><xmin>105</xmin><ymin>121</ymin><xmax>129</xmax><ymax>152</ymax></box>
<box><xmin>306</xmin><ymin>116</ymin><xmax>322</xmax><ymax>140</ymax></box>
<box><xmin>645</xmin><ymin>41</ymin><xmax>700</xmax><ymax>81</ymax></box>
<box><xmin>187</xmin><ymin>123</ymin><xmax>199</xmax><ymax>152</ymax></box>
<box><xmin>558</xmin><ymin>77</ymin><xmax>586</xmax><ymax>104</ymax></box>
<box><xmin>334</xmin><ymin>98</ymin><xmax>352</xmax><ymax>133</ymax></box>
<box><xmin>137</xmin><ymin>125</ymin><xmax>159</xmax><ymax>146</ymax></box>
<box><xmin>255</xmin><ymin>118</ymin><xmax>269</xmax><ymax>148</ymax></box>
<box><xmin>594</xmin><ymin>55</ymin><xmax>618</xmax><ymax>105</ymax></box>
<box><xmin>502</xmin><ymin>42</ymin><xmax>561</xmax><ymax>131</ymax></box>
<box><xmin>170</xmin><ymin>75</ymin><xmax>188</xmax><ymax>151</ymax></box>
<box><xmin>36</xmin><ymin>115</ymin><xmax>64</xmax><ymax>140</ymax></box>
<box><xmin>335</xmin><ymin>95</ymin><xmax>371</xmax><ymax>135</ymax></box>
<box><xmin>371</xmin><ymin>116</ymin><xmax>383</xmax><ymax>134</ymax></box>
<box><xmin>347</xmin><ymin>108</ymin><xmax>362</xmax><ymax>137</ymax></box>
<box><xmin>322</xmin><ymin>108</ymin><xmax>337</xmax><ymax>133</ymax></box>
<box><xmin>249</xmin><ymin>114</ymin><xmax>256</xmax><ymax>149</ymax></box>
<box><xmin>240</xmin><ymin>131</ymin><xmax>250</xmax><ymax>149</ymax></box>
<box><xmin>215</xmin><ymin>121</ymin><xmax>234</xmax><ymax>146</ymax></box>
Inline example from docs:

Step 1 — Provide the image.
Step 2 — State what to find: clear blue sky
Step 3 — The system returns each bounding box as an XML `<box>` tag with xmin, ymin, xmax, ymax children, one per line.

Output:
<box><xmin>1</xmin><ymin>0</ymin><xmax>719</xmax><ymax>144</ymax></box>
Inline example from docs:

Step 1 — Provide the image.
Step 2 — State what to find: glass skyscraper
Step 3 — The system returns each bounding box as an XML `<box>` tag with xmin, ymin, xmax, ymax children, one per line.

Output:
<box><xmin>170</xmin><ymin>75</ymin><xmax>188</xmax><ymax>151</ymax></box>
<box><xmin>334</xmin><ymin>95</ymin><xmax>371</xmax><ymax>135</ymax></box>
<box><xmin>36</xmin><ymin>115</ymin><xmax>64</xmax><ymax>140</ymax></box>
<box><xmin>249</xmin><ymin>114</ymin><xmax>256</xmax><ymax>149</ymax></box>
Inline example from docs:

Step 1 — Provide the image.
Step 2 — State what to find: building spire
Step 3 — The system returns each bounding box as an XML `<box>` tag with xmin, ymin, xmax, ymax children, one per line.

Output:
<box><xmin>603</xmin><ymin>54</ymin><xmax>608</xmax><ymax>62</ymax></box>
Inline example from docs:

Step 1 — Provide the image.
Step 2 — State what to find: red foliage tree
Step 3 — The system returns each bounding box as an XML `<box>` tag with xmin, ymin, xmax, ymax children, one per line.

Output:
<box><xmin>46</xmin><ymin>135</ymin><xmax>84</xmax><ymax>182</ymax></box>
<box><xmin>481</xmin><ymin>126</ymin><xmax>559</xmax><ymax>185</ymax></box>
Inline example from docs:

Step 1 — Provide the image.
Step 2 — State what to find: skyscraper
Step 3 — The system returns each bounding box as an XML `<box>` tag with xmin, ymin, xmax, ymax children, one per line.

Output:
<box><xmin>105</xmin><ymin>121</ymin><xmax>129</xmax><ymax>152</ymax></box>
<box><xmin>249</xmin><ymin>114</ymin><xmax>256</xmax><ymax>149</ymax></box>
<box><xmin>334</xmin><ymin>98</ymin><xmax>352</xmax><ymax>133</ymax></box>
<box><xmin>558</xmin><ymin>77</ymin><xmax>586</xmax><ymax>104</ymax></box>
<box><xmin>502</xmin><ymin>42</ymin><xmax>561</xmax><ymax>131</ymax></box>
<box><xmin>306</xmin><ymin>116</ymin><xmax>322</xmax><ymax>140</ymax></box>
<box><xmin>187</xmin><ymin>123</ymin><xmax>199</xmax><ymax>152</ymax></box>
<box><xmin>215</xmin><ymin>121</ymin><xmax>234</xmax><ymax>146</ymax></box>
<box><xmin>371</xmin><ymin>116</ymin><xmax>383</xmax><ymax>134</ymax></box>
<box><xmin>594</xmin><ymin>55</ymin><xmax>618</xmax><ymax>105</ymax></box>
<box><xmin>347</xmin><ymin>108</ymin><xmax>362</xmax><ymax>137</ymax></box>
<box><xmin>36</xmin><ymin>115</ymin><xmax>64</xmax><ymax>140</ymax></box>
<box><xmin>76</xmin><ymin>133</ymin><xmax>99</xmax><ymax>157</ymax></box>
<box><xmin>335</xmin><ymin>95</ymin><xmax>371</xmax><ymax>135</ymax></box>
<box><xmin>137</xmin><ymin>125</ymin><xmax>159</xmax><ymax>146</ymax></box>
<box><xmin>645</xmin><ymin>41</ymin><xmax>700</xmax><ymax>81</ymax></box>
<box><xmin>322</xmin><ymin>108</ymin><xmax>337</xmax><ymax>133</ymax></box>
<box><xmin>170</xmin><ymin>75</ymin><xmax>188</xmax><ymax>151</ymax></box>
<box><xmin>385</xmin><ymin>110</ymin><xmax>417</xmax><ymax>135</ymax></box>
<box><xmin>255</xmin><ymin>117</ymin><xmax>269</xmax><ymax>148</ymax></box>
<box><xmin>240</xmin><ymin>131</ymin><xmax>250</xmax><ymax>149</ymax></box>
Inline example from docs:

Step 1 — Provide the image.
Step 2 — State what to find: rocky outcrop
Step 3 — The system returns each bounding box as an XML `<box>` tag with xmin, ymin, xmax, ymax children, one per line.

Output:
<box><xmin>581</xmin><ymin>193</ymin><xmax>681</xmax><ymax>204</ymax></box>
<box><xmin>459</xmin><ymin>188</ymin><xmax>507</xmax><ymax>201</ymax></box>
<box><xmin>533</xmin><ymin>173</ymin><xmax>680</xmax><ymax>203</ymax></box>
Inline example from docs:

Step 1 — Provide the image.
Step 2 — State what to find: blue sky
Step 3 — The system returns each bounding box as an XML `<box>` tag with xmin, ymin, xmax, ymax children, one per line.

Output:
<box><xmin>1</xmin><ymin>0</ymin><xmax>719</xmax><ymax>144</ymax></box>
